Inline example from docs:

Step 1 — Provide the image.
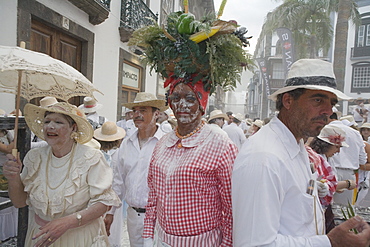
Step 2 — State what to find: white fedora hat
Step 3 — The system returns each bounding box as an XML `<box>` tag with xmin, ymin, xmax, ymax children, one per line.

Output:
<box><xmin>123</xmin><ymin>92</ymin><xmax>168</xmax><ymax>112</ymax></box>
<box><xmin>269</xmin><ymin>59</ymin><xmax>351</xmax><ymax>101</ymax></box>
<box><xmin>78</xmin><ymin>97</ymin><xmax>102</xmax><ymax>114</ymax></box>
<box><xmin>317</xmin><ymin>125</ymin><xmax>349</xmax><ymax>147</ymax></box>
<box><xmin>40</xmin><ymin>96</ymin><xmax>58</xmax><ymax>108</ymax></box>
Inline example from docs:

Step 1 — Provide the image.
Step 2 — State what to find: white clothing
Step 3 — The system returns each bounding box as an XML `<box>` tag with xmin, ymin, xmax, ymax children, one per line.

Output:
<box><xmin>125</xmin><ymin>119</ymin><xmax>137</xmax><ymax>139</ymax></box>
<box><xmin>0</xmin><ymin>197</ymin><xmax>18</xmax><ymax>241</ymax></box>
<box><xmin>102</xmin><ymin>149</ymin><xmax>124</xmax><ymax>247</ymax></box>
<box><xmin>223</xmin><ymin>122</ymin><xmax>246</xmax><ymax>150</ymax></box>
<box><xmin>116</xmin><ymin>119</ymin><xmax>126</xmax><ymax>129</ymax></box>
<box><xmin>112</xmin><ymin>126</ymin><xmax>166</xmax><ymax>210</ymax></box>
<box><xmin>21</xmin><ymin>144</ymin><xmax>120</xmax><ymax>246</ymax></box>
<box><xmin>329</xmin><ymin>121</ymin><xmax>367</xmax><ymax>170</ymax></box>
<box><xmin>127</xmin><ymin>207</ymin><xmax>146</xmax><ymax>247</ymax></box>
<box><xmin>159</xmin><ymin>120</ymin><xmax>173</xmax><ymax>134</ymax></box>
<box><xmin>208</xmin><ymin>123</ymin><xmax>228</xmax><ymax>137</ymax></box>
<box><xmin>353</xmin><ymin>105</ymin><xmax>366</xmax><ymax>122</ymax></box>
<box><xmin>30</xmin><ymin>132</ymin><xmax>48</xmax><ymax>149</ymax></box>
<box><xmin>239</xmin><ymin>121</ymin><xmax>249</xmax><ymax>134</ymax></box>
<box><xmin>232</xmin><ymin>117</ymin><xmax>330</xmax><ymax>247</ymax></box>
<box><xmin>329</xmin><ymin>121</ymin><xmax>367</xmax><ymax>206</ymax></box>
<box><xmin>111</xmin><ymin>125</ymin><xmax>166</xmax><ymax>245</ymax></box>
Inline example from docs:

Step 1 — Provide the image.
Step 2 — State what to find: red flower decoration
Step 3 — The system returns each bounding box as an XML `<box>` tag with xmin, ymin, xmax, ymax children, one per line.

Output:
<box><xmin>327</xmin><ymin>134</ymin><xmax>345</xmax><ymax>146</ymax></box>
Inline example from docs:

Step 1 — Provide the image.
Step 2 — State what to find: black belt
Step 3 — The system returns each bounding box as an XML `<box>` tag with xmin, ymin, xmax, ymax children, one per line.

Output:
<box><xmin>132</xmin><ymin>207</ymin><xmax>146</xmax><ymax>213</ymax></box>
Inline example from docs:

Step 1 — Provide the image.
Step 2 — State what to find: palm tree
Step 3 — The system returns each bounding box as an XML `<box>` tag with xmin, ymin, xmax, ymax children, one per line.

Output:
<box><xmin>263</xmin><ymin>0</ymin><xmax>336</xmax><ymax>59</ymax></box>
<box><xmin>333</xmin><ymin>0</ymin><xmax>360</xmax><ymax>91</ymax></box>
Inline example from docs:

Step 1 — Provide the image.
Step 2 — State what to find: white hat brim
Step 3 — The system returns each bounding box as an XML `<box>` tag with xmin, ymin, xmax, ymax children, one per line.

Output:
<box><xmin>94</xmin><ymin>127</ymin><xmax>126</xmax><ymax>142</ymax></box>
<box><xmin>123</xmin><ymin>100</ymin><xmax>168</xmax><ymax>112</ymax></box>
<box><xmin>208</xmin><ymin>113</ymin><xmax>229</xmax><ymax>122</ymax></box>
<box><xmin>269</xmin><ymin>85</ymin><xmax>351</xmax><ymax>101</ymax></box>
<box><xmin>78</xmin><ymin>103</ymin><xmax>102</xmax><ymax>113</ymax></box>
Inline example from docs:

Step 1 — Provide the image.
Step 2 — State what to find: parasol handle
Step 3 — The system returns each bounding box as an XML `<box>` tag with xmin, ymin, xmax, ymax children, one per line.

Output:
<box><xmin>12</xmin><ymin>148</ymin><xmax>18</xmax><ymax>157</ymax></box>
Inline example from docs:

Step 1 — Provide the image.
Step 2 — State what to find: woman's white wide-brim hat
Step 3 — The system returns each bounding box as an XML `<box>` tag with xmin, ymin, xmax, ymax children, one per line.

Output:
<box><xmin>24</xmin><ymin>102</ymin><xmax>93</xmax><ymax>144</ymax></box>
<box><xmin>123</xmin><ymin>92</ymin><xmax>168</xmax><ymax>112</ymax></box>
<box><xmin>94</xmin><ymin>121</ymin><xmax>126</xmax><ymax>142</ymax></box>
<box><xmin>269</xmin><ymin>59</ymin><xmax>351</xmax><ymax>101</ymax></box>
<box><xmin>317</xmin><ymin>124</ymin><xmax>349</xmax><ymax>147</ymax></box>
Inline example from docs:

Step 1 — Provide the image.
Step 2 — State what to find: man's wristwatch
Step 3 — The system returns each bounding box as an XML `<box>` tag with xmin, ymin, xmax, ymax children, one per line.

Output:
<box><xmin>76</xmin><ymin>212</ymin><xmax>82</xmax><ymax>226</ymax></box>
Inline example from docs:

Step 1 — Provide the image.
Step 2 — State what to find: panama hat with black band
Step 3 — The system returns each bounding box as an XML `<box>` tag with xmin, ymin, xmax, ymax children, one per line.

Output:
<box><xmin>269</xmin><ymin>59</ymin><xmax>351</xmax><ymax>101</ymax></box>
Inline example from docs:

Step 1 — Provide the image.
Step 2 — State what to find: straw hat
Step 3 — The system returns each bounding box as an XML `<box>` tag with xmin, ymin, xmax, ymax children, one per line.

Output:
<box><xmin>78</xmin><ymin>97</ymin><xmax>102</xmax><ymax>114</ymax></box>
<box><xmin>340</xmin><ymin>115</ymin><xmax>357</xmax><ymax>127</ymax></box>
<box><xmin>360</xmin><ymin>123</ymin><xmax>370</xmax><ymax>129</ymax></box>
<box><xmin>123</xmin><ymin>92</ymin><xmax>168</xmax><ymax>112</ymax></box>
<box><xmin>317</xmin><ymin>125</ymin><xmax>348</xmax><ymax>147</ymax></box>
<box><xmin>252</xmin><ymin>119</ymin><xmax>264</xmax><ymax>128</ymax></box>
<box><xmin>94</xmin><ymin>121</ymin><xmax>126</xmax><ymax>142</ymax></box>
<box><xmin>208</xmin><ymin>109</ymin><xmax>229</xmax><ymax>122</ymax></box>
<box><xmin>24</xmin><ymin>102</ymin><xmax>93</xmax><ymax>144</ymax></box>
<box><xmin>269</xmin><ymin>59</ymin><xmax>351</xmax><ymax>101</ymax></box>
<box><xmin>233</xmin><ymin>113</ymin><xmax>244</xmax><ymax>121</ymax></box>
<box><xmin>0</xmin><ymin>109</ymin><xmax>5</xmax><ymax>116</ymax></box>
<box><xmin>40</xmin><ymin>96</ymin><xmax>58</xmax><ymax>108</ymax></box>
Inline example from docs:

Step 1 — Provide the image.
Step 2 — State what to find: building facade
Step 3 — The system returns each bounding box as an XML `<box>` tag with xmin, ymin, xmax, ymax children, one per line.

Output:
<box><xmin>249</xmin><ymin>0</ymin><xmax>370</xmax><ymax>119</ymax></box>
<box><xmin>0</xmin><ymin>0</ymin><xmax>214</xmax><ymax>121</ymax></box>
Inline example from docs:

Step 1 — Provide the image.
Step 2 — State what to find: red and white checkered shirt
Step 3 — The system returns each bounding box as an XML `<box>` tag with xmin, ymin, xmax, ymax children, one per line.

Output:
<box><xmin>306</xmin><ymin>146</ymin><xmax>337</xmax><ymax>206</ymax></box>
<box><xmin>143</xmin><ymin>124</ymin><xmax>237</xmax><ymax>246</ymax></box>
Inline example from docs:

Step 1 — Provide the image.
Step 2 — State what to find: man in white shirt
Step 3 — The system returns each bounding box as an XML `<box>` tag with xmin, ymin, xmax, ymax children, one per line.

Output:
<box><xmin>207</xmin><ymin>109</ymin><xmax>228</xmax><ymax>137</ymax></box>
<box><xmin>328</xmin><ymin>115</ymin><xmax>367</xmax><ymax>206</ymax></box>
<box><xmin>232</xmin><ymin>59</ymin><xmax>370</xmax><ymax>247</ymax></box>
<box><xmin>223</xmin><ymin>113</ymin><xmax>246</xmax><ymax>150</ymax></box>
<box><xmin>104</xmin><ymin>92</ymin><xmax>168</xmax><ymax>247</ymax></box>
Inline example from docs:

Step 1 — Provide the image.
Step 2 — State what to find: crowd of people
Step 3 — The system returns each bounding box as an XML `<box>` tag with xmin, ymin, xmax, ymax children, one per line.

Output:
<box><xmin>2</xmin><ymin>59</ymin><xmax>370</xmax><ymax>246</ymax></box>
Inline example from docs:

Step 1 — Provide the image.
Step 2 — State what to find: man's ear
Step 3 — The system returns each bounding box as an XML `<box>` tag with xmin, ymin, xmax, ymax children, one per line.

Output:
<box><xmin>282</xmin><ymin>93</ymin><xmax>294</xmax><ymax>110</ymax></box>
<box><xmin>153</xmin><ymin>110</ymin><xmax>160</xmax><ymax>120</ymax></box>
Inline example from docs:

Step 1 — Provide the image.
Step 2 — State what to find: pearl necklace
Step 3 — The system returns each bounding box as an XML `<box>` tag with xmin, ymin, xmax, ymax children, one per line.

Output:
<box><xmin>46</xmin><ymin>143</ymin><xmax>76</xmax><ymax>190</ymax></box>
<box><xmin>175</xmin><ymin>121</ymin><xmax>205</xmax><ymax>148</ymax></box>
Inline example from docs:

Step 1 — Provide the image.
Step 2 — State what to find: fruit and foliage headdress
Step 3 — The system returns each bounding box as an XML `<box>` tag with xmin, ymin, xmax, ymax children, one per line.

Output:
<box><xmin>128</xmin><ymin>0</ymin><xmax>253</xmax><ymax>95</ymax></box>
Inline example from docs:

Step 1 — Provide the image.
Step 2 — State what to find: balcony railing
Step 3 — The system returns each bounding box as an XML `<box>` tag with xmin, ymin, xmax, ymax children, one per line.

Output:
<box><xmin>98</xmin><ymin>0</ymin><xmax>111</xmax><ymax>10</ymax></box>
<box><xmin>120</xmin><ymin>0</ymin><xmax>158</xmax><ymax>30</ymax></box>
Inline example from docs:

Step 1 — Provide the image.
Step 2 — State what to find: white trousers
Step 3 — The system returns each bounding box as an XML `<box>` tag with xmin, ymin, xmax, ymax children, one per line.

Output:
<box><xmin>333</xmin><ymin>168</ymin><xmax>356</xmax><ymax>206</ymax></box>
<box><xmin>127</xmin><ymin>206</ymin><xmax>146</xmax><ymax>247</ymax></box>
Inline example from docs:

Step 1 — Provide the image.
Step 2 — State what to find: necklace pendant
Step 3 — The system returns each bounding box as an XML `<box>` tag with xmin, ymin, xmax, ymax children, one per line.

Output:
<box><xmin>177</xmin><ymin>142</ymin><xmax>182</xmax><ymax>148</ymax></box>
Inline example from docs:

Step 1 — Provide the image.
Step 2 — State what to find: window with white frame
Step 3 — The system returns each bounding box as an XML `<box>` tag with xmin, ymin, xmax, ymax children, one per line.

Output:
<box><xmin>358</xmin><ymin>25</ymin><xmax>365</xmax><ymax>47</ymax></box>
<box><xmin>367</xmin><ymin>24</ymin><xmax>370</xmax><ymax>46</ymax></box>
<box><xmin>353</xmin><ymin>65</ymin><xmax>370</xmax><ymax>89</ymax></box>
<box><xmin>272</xmin><ymin>62</ymin><xmax>285</xmax><ymax>79</ymax></box>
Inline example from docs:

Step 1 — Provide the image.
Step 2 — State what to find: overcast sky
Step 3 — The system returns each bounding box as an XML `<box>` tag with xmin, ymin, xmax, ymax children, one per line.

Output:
<box><xmin>213</xmin><ymin>0</ymin><xmax>281</xmax><ymax>54</ymax></box>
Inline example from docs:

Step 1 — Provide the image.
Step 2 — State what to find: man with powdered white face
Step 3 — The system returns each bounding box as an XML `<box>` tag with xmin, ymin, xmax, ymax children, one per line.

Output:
<box><xmin>142</xmin><ymin>76</ymin><xmax>238</xmax><ymax>246</ymax></box>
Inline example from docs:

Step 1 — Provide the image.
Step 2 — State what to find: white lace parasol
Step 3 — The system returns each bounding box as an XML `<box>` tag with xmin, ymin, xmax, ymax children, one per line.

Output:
<box><xmin>0</xmin><ymin>45</ymin><xmax>102</xmax><ymax>101</ymax></box>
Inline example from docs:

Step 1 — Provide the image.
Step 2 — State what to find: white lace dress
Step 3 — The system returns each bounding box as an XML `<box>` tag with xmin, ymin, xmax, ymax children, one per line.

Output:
<box><xmin>20</xmin><ymin>143</ymin><xmax>121</xmax><ymax>246</ymax></box>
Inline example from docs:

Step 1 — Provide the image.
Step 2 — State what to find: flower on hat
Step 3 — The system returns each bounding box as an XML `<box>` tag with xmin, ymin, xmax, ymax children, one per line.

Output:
<box><xmin>327</xmin><ymin>134</ymin><xmax>346</xmax><ymax>146</ymax></box>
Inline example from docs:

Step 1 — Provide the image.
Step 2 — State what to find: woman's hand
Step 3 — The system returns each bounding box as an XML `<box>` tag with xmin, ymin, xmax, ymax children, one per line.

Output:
<box><xmin>3</xmin><ymin>153</ymin><xmax>22</xmax><ymax>180</ymax></box>
<box><xmin>32</xmin><ymin>216</ymin><xmax>74</xmax><ymax>247</ymax></box>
